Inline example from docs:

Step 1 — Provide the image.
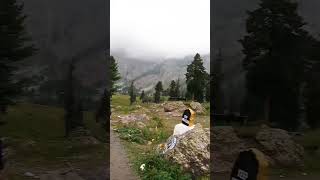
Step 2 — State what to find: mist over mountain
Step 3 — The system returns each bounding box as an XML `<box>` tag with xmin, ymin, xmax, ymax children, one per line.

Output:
<box><xmin>112</xmin><ymin>51</ymin><xmax>210</xmax><ymax>92</ymax></box>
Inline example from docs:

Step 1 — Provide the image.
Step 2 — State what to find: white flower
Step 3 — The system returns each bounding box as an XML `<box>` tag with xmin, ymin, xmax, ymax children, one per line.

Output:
<box><xmin>140</xmin><ymin>164</ymin><xmax>145</xmax><ymax>171</ymax></box>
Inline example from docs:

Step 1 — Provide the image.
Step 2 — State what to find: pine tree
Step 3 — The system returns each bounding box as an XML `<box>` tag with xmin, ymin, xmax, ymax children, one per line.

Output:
<box><xmin>239</xmin><ymin>0</ymin><xmax>314</xmax><ymax>130</ymax></box>
<box><xmin>95</xmin><ymin>55</ymin><xmax>120</xmax><ymax>129</ymax></box>
<box><xmin>154</xmin><ymin>81</ymin><xmax>163</xmax><ymax>103</ymax></box>
<box><xmin>175</xmin><ymin>79</ymin><xmax>181</xmax><ymax>97</ymax></box>
<box><xmin>0</xmin><ymin>0</ymin><xmax>36</xmax><ymax>114</ymax></box>
<box><xmin>129</xmin><ymin>81</ymin><xmax>136</xmax><ymax>105</ymax></box>
<box><xmin>169</xmin><ymin>80</ymin><xmax>176</xmax><ymax>98</ymax></box>
<box><xmin>140</xmin><ymin>90</ymin><xmax>145</xmax><ymax>102</ymax></box>
<box><xmin>185</xmin><ymin>53</ymin><xmax>208</xmax><ymax>103</ymax></box>
<box><xmin>110</xmin><ymin>56</ymin><xmax>121</xmax><ymax>94</ymax></box>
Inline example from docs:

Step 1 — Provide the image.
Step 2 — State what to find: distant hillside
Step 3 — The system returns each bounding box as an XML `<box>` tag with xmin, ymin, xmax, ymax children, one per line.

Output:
<box><xmin>113</xmin><ymin>54</ymin><xmax>210</xmax><ymax>92</ymax></box>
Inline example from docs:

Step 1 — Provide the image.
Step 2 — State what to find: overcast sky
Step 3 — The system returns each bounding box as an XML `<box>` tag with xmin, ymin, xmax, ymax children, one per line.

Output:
<box><xmin>111</xmin><ymin>0</ymin><xmax>210</xmax><ymax>60</ymax></box>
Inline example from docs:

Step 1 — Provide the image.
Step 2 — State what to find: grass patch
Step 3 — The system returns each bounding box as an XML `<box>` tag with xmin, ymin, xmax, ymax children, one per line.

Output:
<box><xmin>134</xmin><ymin>152</ymin><xmax>192</xmax><ymax>180</ymax></box>
<box><xmin>115</xmin><ymin>117</ymin><xmax>170</xmax><ymax>144</ymax></box>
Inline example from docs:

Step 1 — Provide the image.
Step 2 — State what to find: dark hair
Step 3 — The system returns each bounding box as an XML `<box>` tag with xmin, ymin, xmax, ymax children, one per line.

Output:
<box><xmin>182</xmin><ymin>109</ymin><xmax>191</xmax><ymax>126</ymax></box>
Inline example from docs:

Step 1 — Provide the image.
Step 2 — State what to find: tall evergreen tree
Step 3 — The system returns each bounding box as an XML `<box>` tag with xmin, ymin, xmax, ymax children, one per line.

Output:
<box><xmin>185</xmin><ymin>53</ymin><xmax>208</xmax><ymax>103</ymax></box>
<box><xmin>154</xmin><ymin>81</ymin><xmax>163</xmax><ymax>103</ymax></box>
<box><xmin>239</xmin><ymin>0</ymin><xmax>314</xmax><ymax>130</ymax></box>
<box><xmin>129</xmin><ymin>81</ymin><xmax>136</xmax><ymax>105</ymax></box>
<box><xmin>95</xmin><ymin>55</ymin><xmax>120</xmax><ymax>128</ymax></box>
<box><xmin>0</xmin><ymin>0</ymin><xmax>36</xmax><ymax>114</ymax></box>
<box><xmin>110</xmin><ymin>56</ymin><xmax>121</xmax><ymax>94</ymax></box>
<box><xmin>175</xmin><ymin>79</ymin><xmax>181</xmax><ymax>97</ymax></box>
<box><xmin>140</xmin><ymin>90</ymin><xmax>145</xmax><ymax>102</ymax></box>
<box><xmin>169</xmin><ymin>80</ymin><xmax>176</xmax><ymax>98</ymax></box>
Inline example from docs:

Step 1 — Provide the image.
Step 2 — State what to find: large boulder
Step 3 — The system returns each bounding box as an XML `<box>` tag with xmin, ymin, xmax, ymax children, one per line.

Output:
<box><xmin>164</xmin><ymin>124</ymin><xmax>210</xmax><ymax>176</ymax></box>
<box><xmin>190</xmin><ymin>102</ymin><xmax>205</xmax><ymax>114</ymax></box>
<box><xmin>212</xmin><ymin>126</ymin><xmax>246</xmax><ymax>173</ymax></box>
<box><xmin>118</xmin><ymin>114</ymin><xmax>150</xmax><ymax>124</ymax></box>
<box><xmin>256</xmin><ymin>128</ymin><xmax>304</xmax><ymax>167</ymax></box>
<box><xmin>163</xmin><ymin>101</ymin><xmax>187</xmax><ymax>113</ymax></box>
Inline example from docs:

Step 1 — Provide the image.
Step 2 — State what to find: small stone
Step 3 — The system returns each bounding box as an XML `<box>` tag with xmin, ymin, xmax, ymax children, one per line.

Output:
<box><xmin>24</xmin><ymin>172</ymin><xmax>35</xmax><ymax>177</ymax></box>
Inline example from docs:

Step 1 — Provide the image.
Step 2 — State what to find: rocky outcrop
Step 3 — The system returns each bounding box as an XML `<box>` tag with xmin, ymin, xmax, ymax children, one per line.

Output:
<box><xmin>190</xmin><ymin>102</ymin><xmax>205</xmax><ymax>114</ymax></box>
<box><xmin>118</xmin><ymin>114</ymin><xmax>150</xmax><ymax>124</ymax></box>
<box><xmin>256</xmin><ymin>127</ymin><xmax>305</xmax><ymax>167</ymax></box>
<box><xmin>163</xmin><ymin>101</ymin><xmax>187</xmax><ymax>113</ymax></box>
<box><xmin>163</xmin><ymin>124</ymin><xmax>210</xmax><ymax>176</ymax></box>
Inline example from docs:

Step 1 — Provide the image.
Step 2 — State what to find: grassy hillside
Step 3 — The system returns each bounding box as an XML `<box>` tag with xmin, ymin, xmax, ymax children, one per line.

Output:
<box><xmin>0</xmin><ymin>103</ymin><xmax>107</xmax><ymax>179</ymax></box>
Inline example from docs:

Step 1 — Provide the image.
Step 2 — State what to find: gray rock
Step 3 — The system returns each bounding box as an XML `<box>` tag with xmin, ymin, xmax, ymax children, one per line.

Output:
<box><xmin>24</xmin><ymin>172</ymin><xmax>35</xmax><ymax>177</ymax></box>
<box><xmin>256</xmin><ymin>128</ymin><xmax>305</xmax><ymax>167</ymax></box>
<box><xmin>190</xmin><ymin>102</ymin><xmax>205</xmax><ymax>114</ymax></box>
<box><xmin>164</xmin><ymin>124</ymin><xmax>210</xmax><ymax>176</ymax></box>
<box><xmin>163</xmin><ymin>101</ymin><xmax>187</xmax><ymax>113</ymax></box>
<box><xmin>119</xmin><ymin>114</ymin><xmax>150</xmax><ymax>124</ymax></box>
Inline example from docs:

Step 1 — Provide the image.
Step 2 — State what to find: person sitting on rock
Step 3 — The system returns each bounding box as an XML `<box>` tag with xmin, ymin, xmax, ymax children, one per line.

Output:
<box><xmin>173</xmin><ymin>108</ymin><xmax>196</xmax><ymax>136</ymax></box>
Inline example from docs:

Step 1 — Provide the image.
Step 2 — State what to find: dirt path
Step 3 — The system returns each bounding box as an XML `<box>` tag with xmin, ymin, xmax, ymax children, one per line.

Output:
<box><xmin>110</xmin><ymin>129</ymin><xmax>139</xmax><ymax>180</ymax></box>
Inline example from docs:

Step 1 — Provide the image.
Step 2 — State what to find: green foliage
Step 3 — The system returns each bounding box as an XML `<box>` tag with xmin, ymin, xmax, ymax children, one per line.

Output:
<box><xmin>185</xmin><ymin>53</ymin><xmax>208</xmax><ymax>103</ymax></box>
<box><xmin>154</xmin><ymin>81</ymin><xmax>163</xmax><ymax>103</ymax></box>
<box><xmin>0</xmin><ymin>0</ymin><xmax>36</xmax><ymax>113</ymax></box>
<box><xmin>110</xmin><ymin>56</ymin><xmax>121</xmax><ymax>94</ymax></box>
<box><xmin>135</xmin><ymin>153</ymin><xmax>192</xmax><ymax>180</ymax></box>
<box><xmin>116</xmin><ymin>117</ymin><xmax>170</xmax><ymax>144</ymax></box>
<box><xmin>175</xmin><ymin>79</ymin><xmax>181</xmax><ymax>98</ymax></box>
<box><xmin>117</xmin><ymin>127</ymin><xmax>146</xmax><ymax>144</ymax></box>
<box><xmin>169</xmin><ymin>80</ymin><xmax>176</xmax><ymax>98</ymax></box>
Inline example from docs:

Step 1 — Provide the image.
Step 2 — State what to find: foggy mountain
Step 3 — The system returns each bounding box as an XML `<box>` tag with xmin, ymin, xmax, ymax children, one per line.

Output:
<box><xmin>112</xmin><ymin>53</ymin><xmax>210</xmax><ymax>92</ymax></box>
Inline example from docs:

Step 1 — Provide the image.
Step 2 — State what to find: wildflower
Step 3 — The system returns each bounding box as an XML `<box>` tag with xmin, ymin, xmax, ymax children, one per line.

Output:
<box><xmin>140</xmin><ymin>164</ymin><xmax>145</xmax><ymax>171</ymax></box>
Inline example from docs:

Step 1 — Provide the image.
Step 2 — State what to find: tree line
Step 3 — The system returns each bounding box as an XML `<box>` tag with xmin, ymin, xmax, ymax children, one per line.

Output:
<box><xmin>127</xmin><ymin>53</ymin><xmax>210</xmax><ymax>105</ymax></box>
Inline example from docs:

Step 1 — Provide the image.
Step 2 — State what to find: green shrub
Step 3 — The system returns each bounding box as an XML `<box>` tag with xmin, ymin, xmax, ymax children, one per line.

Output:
<box><xmin>116</xmin><ymin>127</ymin><xmax>145</xmax><ymax>144</ymax></box>
<box><xmin>135</xmin><ymin>153</ymin><xmax>191</xmax><ymax>180</ymax></box>
<box><xmin>150</xmin><ymin>117</ymin><xmax>164</xmax><ymax>128</ymax></box>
